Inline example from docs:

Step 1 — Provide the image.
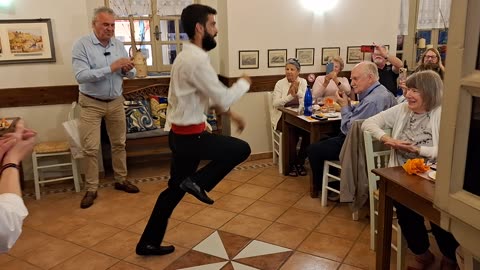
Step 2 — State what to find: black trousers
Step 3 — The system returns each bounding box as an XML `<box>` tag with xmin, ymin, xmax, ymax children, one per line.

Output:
<box><xmin>307</xmin><ymin>134</ymin><xmax>346</xmax><ymax>190</ymax></box>
<box><xmin>138</xmin><ymin>131</ymin><xmax>251</xmax><ymax>246</ymax></box>
<box><xmin>394</xmin><ymin>201</ymin><xmax>459</xmax><ymax>261</ymax></box>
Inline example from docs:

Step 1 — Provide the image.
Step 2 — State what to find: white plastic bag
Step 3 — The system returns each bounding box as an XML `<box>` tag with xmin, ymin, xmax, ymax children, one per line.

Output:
<box><xmin>62</xmin><ymin>102</ymin><xmax>84</xmax><ymax>159</ymax></box>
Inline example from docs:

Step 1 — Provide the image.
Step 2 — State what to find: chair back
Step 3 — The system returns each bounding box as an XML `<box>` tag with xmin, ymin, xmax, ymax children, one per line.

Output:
<box><xmin>266</xmin><ymin>91</ymin><xmax>283</xmax><ymax>174</ymax></box>
<box><xmin>363</xmin><ymin>129</ymin><xmax>392</xmax><ymax>192</ymax></box>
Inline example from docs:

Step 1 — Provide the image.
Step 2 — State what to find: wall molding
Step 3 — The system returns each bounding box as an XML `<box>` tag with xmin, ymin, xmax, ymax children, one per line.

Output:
<box><xmin>0</xmin><ymin>71</ymin><xmax>350</xmax><ymax>108</ymax></box>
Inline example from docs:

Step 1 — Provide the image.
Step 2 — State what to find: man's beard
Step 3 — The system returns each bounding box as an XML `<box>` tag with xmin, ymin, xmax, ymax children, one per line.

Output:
<box><xmin>202</xmin><ymin>31</ymin><xmax>217</xmax><ymax>51</ymax></box>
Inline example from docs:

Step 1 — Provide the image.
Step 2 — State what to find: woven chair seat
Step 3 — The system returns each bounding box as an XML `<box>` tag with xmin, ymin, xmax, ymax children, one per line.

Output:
<box><xmin>34</xmin><ymin>141</ymin><xmax>70</xmax><ymax>154</ymax></box>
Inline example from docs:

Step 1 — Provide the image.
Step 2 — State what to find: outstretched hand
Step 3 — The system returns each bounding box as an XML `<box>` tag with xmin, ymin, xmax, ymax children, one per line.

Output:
<box><xmin>229</xmin><ymin>111</ymin><xmax>246</xmax><ymax>133</ymax></box>
<box><xmin>1</xmin><ymin>119</ymin><xmax>37</xmax><ymax>165</ymax></box>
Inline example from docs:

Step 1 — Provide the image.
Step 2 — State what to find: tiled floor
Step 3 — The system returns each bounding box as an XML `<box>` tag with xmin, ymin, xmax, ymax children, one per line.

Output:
<box><xmin>2</xmin><ymin>157</ymin><xmax>428</xmax><ymax>269</ymax></box>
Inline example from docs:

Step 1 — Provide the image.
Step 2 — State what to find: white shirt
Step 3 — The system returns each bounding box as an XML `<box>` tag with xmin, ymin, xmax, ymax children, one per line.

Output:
<box><xmin>165</xmin><ymin>42</ymin><xmax>250</xmax><ymax>130</ymax></box>
<box><xmin>0</xmin><ymin>193</ymin><xmax>28</xmax><ymax>253</ymax></box>
<box><xmin>271</xmin><ymin>77</ymin><xmax>307</xmax><ymax>129</ymax></box>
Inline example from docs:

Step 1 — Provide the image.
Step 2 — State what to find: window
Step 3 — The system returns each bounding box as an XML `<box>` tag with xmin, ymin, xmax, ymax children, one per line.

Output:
<box><xmin>107</xmin><ymin>0</ymin><xmax>193</xmax><ymax>72</ymax></box>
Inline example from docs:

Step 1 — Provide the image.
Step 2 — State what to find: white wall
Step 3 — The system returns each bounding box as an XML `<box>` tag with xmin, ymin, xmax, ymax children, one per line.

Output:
<box><xmin>219</xmin><ymin>0</ymin><xmax>401</xmax><ymax>155</ymax></box>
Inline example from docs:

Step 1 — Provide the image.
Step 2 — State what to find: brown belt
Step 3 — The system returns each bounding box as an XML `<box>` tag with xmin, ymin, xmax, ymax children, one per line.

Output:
<box><xmin>81</xmin><ymin>93</ymin><xmax>117</xmax><ymax>102</ymax></box>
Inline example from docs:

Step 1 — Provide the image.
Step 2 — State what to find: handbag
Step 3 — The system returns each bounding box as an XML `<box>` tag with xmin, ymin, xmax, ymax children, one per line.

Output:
<box><xmin>62</xmin><ymin>102</ymin><xmax>84</xmax><ymax>159</ymax></box>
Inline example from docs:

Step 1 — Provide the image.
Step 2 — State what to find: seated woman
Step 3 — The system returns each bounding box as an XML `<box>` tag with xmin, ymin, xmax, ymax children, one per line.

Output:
<box><xmin>311</xmin><ymin>56</ymin><xmax>353</xmax><ymax>101</ymax></box>
<box><xmin>417</xmin><ymin>47</ymin><xmax>445</xmax><ymax>72</ymax></box>
<box><xmin>271</xmin><ymin>58</ymin><xmax>309</xmax><ymax>176</ymax></box>
<box><xmin>362</xmin><ymin>70</ymin><xmax>459</xmax><ymax>270</ymax></box>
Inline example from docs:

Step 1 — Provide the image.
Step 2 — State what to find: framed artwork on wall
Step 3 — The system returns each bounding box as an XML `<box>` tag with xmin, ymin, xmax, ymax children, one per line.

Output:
<box><xmin>346</xmin><ymin>46</ymin><xmax>363</xmax><ymax>64</ymax></box>
<box><xmin>267</xmin><ymin>49</ymin><xmax>287</xmax><ymax>68</ymax></box>
<box><xmin>321</xmin><ymin>47</ymin><xmax>340</xmax><ymax>65</ymax></box>
<box><xmin>295</xmin><ymin>48</ymin><xmax>314</xmax><ymax>66</ymax></box>
<box><xmin>0</xmin><ymin>19</ymin><xmax>56</xmax><ymax>64</ymax></box>
<box><xmin>239</xmin><ymin>50</ymin><xmax>259</xmax><ymax>69</ymax></box>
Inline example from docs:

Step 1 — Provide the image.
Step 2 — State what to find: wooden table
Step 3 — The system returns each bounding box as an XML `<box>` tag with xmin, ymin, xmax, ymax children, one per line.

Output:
<box><xmin>279</xmin><ymin>107</ymin><xmax>340</xmax><ymax>197</ymax></box>
<box><xmin>373</xmin><ymin>166</ymin><xmax>440</xmax><ymax>270</ymax></box>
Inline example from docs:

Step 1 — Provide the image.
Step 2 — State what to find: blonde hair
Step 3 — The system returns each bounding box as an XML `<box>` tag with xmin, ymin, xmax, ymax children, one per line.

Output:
<box><xmin>331</xmin><ymin>56</ymin><xmax>345</xmax><ymax>71</ymax></box>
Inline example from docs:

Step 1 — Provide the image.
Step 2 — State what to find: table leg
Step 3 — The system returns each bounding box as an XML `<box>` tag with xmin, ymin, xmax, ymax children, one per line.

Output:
<box><xmin>377</xmin><ymin>177</ymin><xmax>394</xmax><ymax>269</ymax></box>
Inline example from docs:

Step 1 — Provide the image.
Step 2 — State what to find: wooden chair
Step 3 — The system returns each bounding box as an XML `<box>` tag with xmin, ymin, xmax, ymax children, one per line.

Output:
<box><xmin>364</xmin><ymin>130</ymin><xmax>406</xmax><ymax>270</ymax></box>
<box><xmin>267</xmin><ymin>92</ymin><xmax>283</xmax><ymax>174</ymax></box>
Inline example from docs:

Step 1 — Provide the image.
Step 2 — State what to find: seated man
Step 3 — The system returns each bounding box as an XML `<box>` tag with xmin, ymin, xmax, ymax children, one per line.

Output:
<box><xmin>372</xmin><ymin>44</ymin><xmax>403</xmax><ymax>97</ymax></box>
<box><xmin>307</xmin><ymin>61</ymin><xmax>397</xmax><ymax>199</ymax></box>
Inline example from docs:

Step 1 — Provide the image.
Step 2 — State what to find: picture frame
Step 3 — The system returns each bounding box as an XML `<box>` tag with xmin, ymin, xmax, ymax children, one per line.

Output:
<box><xmin>295</xmin><ymin>48</ymin><xmax>314</xmax><ymax>66</ymax></box>
<box><xmin>0</xmin><ymin>19</ymin><xmax>56</xmax><ymax>64</ymax></box>
<box><xmin>346</xmin><ymin>46</ymin><xmax>363</xmax><ymax>64</ymax></box>
<box><xmin>267</xmin><ymin>49</ymin><xmax>287</xmax><ymax>68</ymax></box>
<box><xmin>363</xmin><ymin>45</ymin><xmax>391</xmax><ymax>61</ymax></box>
<box><xmin>321</xmin><ymin>47</ymin><xmax>340</xmax><ymax>65</ymax></box>
<box><xmin>239</xmin><ymin>50</ymin><xmax>259</xmax><ymax>69</ymax></box>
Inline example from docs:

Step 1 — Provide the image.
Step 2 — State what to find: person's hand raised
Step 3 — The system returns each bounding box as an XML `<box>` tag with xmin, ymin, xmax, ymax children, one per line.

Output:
<box><xmin>288</xmin><ymin>81</ymin><xmax>300</xmax><ymax>96</ymax></box>
<box><xmin>335</xmin><ymin>89</ymin><xmax>349</xmax><ymax>108</ymax></box>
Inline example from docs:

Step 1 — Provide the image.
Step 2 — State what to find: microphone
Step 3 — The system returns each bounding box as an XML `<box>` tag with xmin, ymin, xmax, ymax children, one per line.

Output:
<box><xmin>104</xmin><ymin>52</ymin><xmax>111</xmax><ymax>56</ymax></box>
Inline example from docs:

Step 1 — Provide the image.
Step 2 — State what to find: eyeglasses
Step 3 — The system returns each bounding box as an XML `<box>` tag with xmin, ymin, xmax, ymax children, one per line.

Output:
<box><xmin>425</xmin><ymin>55</ymin><xmax>438</xmax><ymax>59</ymax></box>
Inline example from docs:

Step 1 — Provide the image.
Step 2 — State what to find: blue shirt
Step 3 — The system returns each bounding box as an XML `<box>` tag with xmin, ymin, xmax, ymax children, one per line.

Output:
<box><xmin>72</xmin><ymin>33</ymin><xmax>136</xmax><ymax>99</ymax></box>
<box><xmin>340</xmin><ymin>82</ymin><xmax>397</xmax><ymax>135</ymax></box>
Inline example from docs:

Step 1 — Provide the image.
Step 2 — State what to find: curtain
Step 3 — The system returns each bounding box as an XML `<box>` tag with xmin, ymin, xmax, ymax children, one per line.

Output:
<box><xmin>398</xmin><ymin>0</ymin><xmax>409</xmax><ymax>35</ymax></box>
<box><xmin>109</xmin><ymin>0</ymin><xmax>152</xmax><ymax>17</ymax></box>
<box><xmin>156</xmin><ymin>0</ymin><xmax>193</xmax><ymax>16</ymax></box>
<box><xmin>417</xmin><ymin>0</ymin><xmax>451</xmax><ymax>29</ymax></box>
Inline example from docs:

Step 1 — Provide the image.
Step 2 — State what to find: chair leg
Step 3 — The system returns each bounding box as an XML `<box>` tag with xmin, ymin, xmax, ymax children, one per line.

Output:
<box><xmin>396</xmin><ymin>225</ymin><xmax>407</xmax><ymax>270</ymax></box>
<box><xmin>352</xmin><ymin>210</ymin><xmax>359</xmax><ymax>221</ymax></box>
<box><xmin>321</xmin><ymin>162</ymin><xmax>329</xmax><ymax>207</ymax></box>
<box><xmin>71</xmin><ymin>154</ymin><xmax>81</xmax><ymax>193</ymax></box>
<box><xmin>32</xmin><ymin>152</ymin><xmax>41</xmax><ymax>200</ymax></box>
<box><xmin>371</xmin><ymin>197</ymin><xmax>378</xmax><ymax>251</ymax></box>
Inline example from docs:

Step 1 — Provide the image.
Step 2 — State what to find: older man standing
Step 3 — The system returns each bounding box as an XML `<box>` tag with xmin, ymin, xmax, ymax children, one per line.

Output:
<box><xmin>72</xmin><ymin>7</ymin><xmax>139</xmax><ymax>209</ymax></box>
<box><xmin>372</xmin><ymin>44</ymin><xmax>403</xmax><ymax>97</ymax></box>
<box><xmin>307</xmin><ymin>61</ymin><xmax>396</xmax><ymax>199</ymax></box>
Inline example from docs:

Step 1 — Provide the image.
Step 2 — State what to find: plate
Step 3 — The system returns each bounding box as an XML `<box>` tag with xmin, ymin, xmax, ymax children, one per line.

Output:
<box><xmin>428</xmin><ymin>171</ymin><xmax>436</xmax><ymax>180</ymax></box>
<box><xmin>323</xmin><ymin>112</ymin><xmax>340</xmax><ymax>118</ymax></box>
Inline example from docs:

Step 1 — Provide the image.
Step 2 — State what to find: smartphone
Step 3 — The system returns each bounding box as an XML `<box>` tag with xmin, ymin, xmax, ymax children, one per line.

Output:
<box><xmin>326</xmin><ymin>62</ymin><xmax>334</xmax><ymax>74</ymax></box>
<box><xmin>311</xmin><ymin>114</ymin><xmax>328</xmax><ymax>121</ymax></box>
<box><xmin>360</xmin><ymin>45</ymin><xmax>375</xmax><ymax>53</ymax></box>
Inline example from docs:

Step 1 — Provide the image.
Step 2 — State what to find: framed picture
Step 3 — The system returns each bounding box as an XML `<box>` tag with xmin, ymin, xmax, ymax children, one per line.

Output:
<box><xmin>267</xmin><ymin>49</ymin><xmax>287</xmax><ymax>68</ymax></box>
<box><xmin>346</xmin><ymin>46</ymin><xmax>363</xmax><ymax>64</ymax></box>
<box><xmin>0</xmin><ymin>19</ymin><xmax>56</xmax><ymax>64</ymax></box>
<box><xmin>239</xmin><ymin>50</ymin><xmax>259</xmax><ymax>69</ymax></box>
<box><xmin>363</xmin><ymin>45</ymin><xmax>391</xmax><ymax>61</ymax></box>
<box><xmin>321</xmin><ymin>47</ymin><xmax>340</xmax><ymax>65</ymax></box>
<box><xmin>295</xmin><ymin>48</ymin><xmax>314</xmax><ymax>66</ymax></box>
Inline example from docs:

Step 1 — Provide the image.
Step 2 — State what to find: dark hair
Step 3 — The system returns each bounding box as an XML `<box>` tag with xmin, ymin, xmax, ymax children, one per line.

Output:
<box><xmin>181</xmin><ymin>4</ymin><xmax>217</xmax><ymax>40</ymax></box>
<box><xmin>414</xmin><ymin>62</ymin><xmax>444</xmax><ymax>79</ymax></box>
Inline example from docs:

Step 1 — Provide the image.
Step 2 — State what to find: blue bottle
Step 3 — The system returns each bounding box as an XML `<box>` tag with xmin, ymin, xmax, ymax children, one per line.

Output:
<box><xmin>304</xmin><ymin>85</ymin><xmax>313</xmax><ymax>116</ymax></box>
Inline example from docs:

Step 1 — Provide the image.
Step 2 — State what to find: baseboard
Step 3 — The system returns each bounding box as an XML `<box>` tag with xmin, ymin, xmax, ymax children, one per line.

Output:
<box><xmin>245</xmin><ymin>152</ymin><xmax>273</xmax><ymax>162</ymax></box>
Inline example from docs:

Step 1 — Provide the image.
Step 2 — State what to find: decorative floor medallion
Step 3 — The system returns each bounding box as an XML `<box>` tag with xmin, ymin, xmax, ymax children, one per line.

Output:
<box><xmin>165</xmin><ymin>231</ymin><xmax>293</xmax><ymax>270</ymax></box>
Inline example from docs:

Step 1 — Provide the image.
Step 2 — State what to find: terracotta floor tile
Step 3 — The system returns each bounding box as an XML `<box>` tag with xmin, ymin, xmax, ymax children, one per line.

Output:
<box><xmin>107</xmin><ymin>261</ymin><xmax>148</xmax><ymax>270</ymax></box>
<box><xmin>357</xmin><ymin>224</ymin><xmax>372</xmax><ymax>246</ymax></box>
<box><xmin>220</xmin><ymin>214</ymin><xmax>272</xmax><ymax>239</ymax></box>
<box><xmin>329</xmin><ymin>203</ymin><xmax>369</xmax><ymax>223</ymax></box>
<box><xmin>259</xmin><ymin>189</ymin><xmax>303</xmax><ymax>207</ymax></box>
<box><xmin>50</xmin><ymin>249</ymin><xmax>118</xmax><ymax>270</ymax></box>
<box><xmin>241</xmin><ymin>201</ymin><xmax>289</xmax><ymax>221</ymax></box>
<box><xmin>275</xmin><ymin>178</ymin><xmax>309</xmax><ymax>194</ymax></box>
<box><xmin>280</xmin><ymin>251</ymin><xmax>340</xmax><ymax>270</ymax></box>
<box><xmin>315</xmin><ymin>216</ymin><xmax>366</xmax><ymax>241</ymax></box>
<box><xmin>297</xmin><ymin>232</ymin><xmax>354</xmax><ymax>262</ymax></box>
<box><xmin>230</xmin><ymin>183</ymin><xmax>271</xmax><ymax>200</ymax></box>
<box><xmin>212</xmin><ymin>179</ymin><xmax>244</xmax><ymax>193</ymax></box>
<box><xmin>343</xmin><ymin>242</ymin><xmax>375</xmax><ymax>269</ymax></box>
<box><xmin>224</xmin><ymin>169</ymin><xmax>261</xmax><ymax>182</ymax></box>
<box><xmin>171</xmin><ymin>201</ymin><xmax>205</xmax><ymax>221</ymax></box>
<box><xmin>292</xmin><ymin>195</ymin><xmax>334</xmax><ymax>214</ymax></box>
<box><xmin>164</xmin><ymin>222</ymin><xmax>214</xmax><ymax>248</ymax></box>
<box><xmin>247</xmin><ymin>174</ymin><xmax>285</xmax><ymax>188</ymax></box>
<box><xmin>124</xmin><ymin>244</ymin><xmax>189</xmax><ymax>269</ymax></box>
<box><xmin>0</xmin><ymin>254</ymin><xmax>14</xmax><ymax>264</ymax></box>
<box><xmin>23</xmin><ymin>238</ymin><xmax>85</xmax><ymax>269</ymax></box>
<box><xmin>187</xmin><ymin>207</ymin><xmax>237</xmax><ymax>229</ymax></box>
<box><xmin>135</xmin><ymin>180</ymin><xmax>168</xmax><ymax>195</ymax></box>
<box><xmin>92</xmin><ymin>230</ymin><xmax>140</xmax><ymax>259</ymax></box>
<box><xmin>211</xmin><ymin>194</ymin><xmax>256</xmax><ymax>213</ymax></box>
<box><xmin>64</xmin><ymin>222</ymin><xmax>122</xmax><ymax>247</ymax></box>
<box><xmin>276</xmin><ymin>208</ymin><xmax>325</xmax><ymax>230</ymax></box>
<box><xmin>0</xmin><ymin>259</ymin><xmax>41</xmax><ymax>269</ymax></box>
<box><xmin>259</xmin><ymin>166</ymin><xmax>284</xmax><ymax>177</ymax></box>
<box><xmin>257</xmin><ymin>223</ymin><xmax>310</xmax><ymax>249</ymax></box>
<box><xmin>183</xmin><ymin>190</ymin><xmax>226</xmax><ymax>205</ymax></box>
<box><xmin>8</xmin><ymin>227</ymin><xmax>56</xmax><ymax>258</ymax></box>
<box><xmin>338</xmin><ymin>264</ymin><xmax>365</xmax><ymax>270</ymax></box>
<box><xmin>32</xmin><ymin>214</ymin><xmax>89</xmax><ymax>238</ymax></box>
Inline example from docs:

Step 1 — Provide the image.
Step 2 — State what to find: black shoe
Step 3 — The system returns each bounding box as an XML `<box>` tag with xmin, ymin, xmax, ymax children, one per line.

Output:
<box><xmin>114</xmin><ymin>181</ymin><xmax>140</xmax><ymax>193</ymax></box>
<box><xmin>179</xmin><ymin>177</ymin><xmax>214</xmax><ymax>205</ymax></box>
<box><xmin>80</xmin><ymin>191</ymin><xmax>97</xmax><ymax>209</ymax></box>
<box><xmin>136</xmin><ymin>244</ymin><xmax>175</xmax><ymax>256</ymax></box>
